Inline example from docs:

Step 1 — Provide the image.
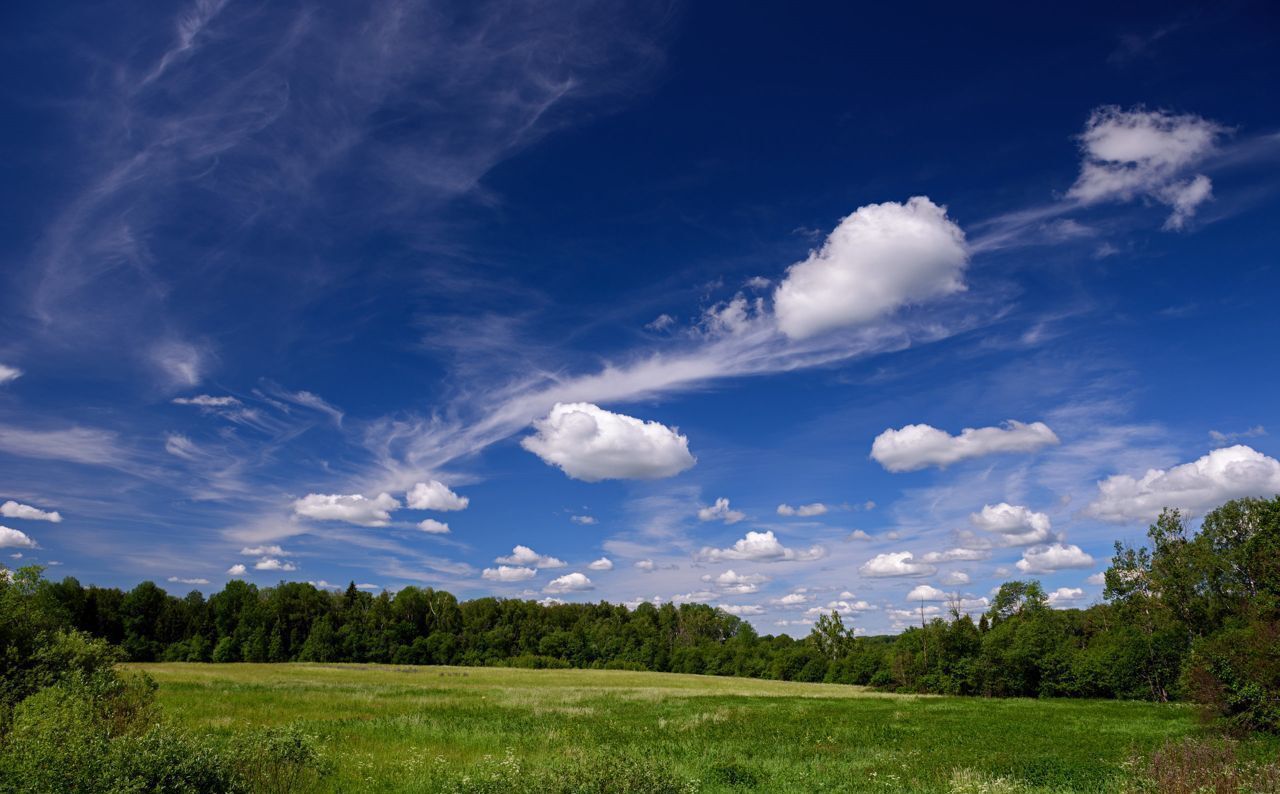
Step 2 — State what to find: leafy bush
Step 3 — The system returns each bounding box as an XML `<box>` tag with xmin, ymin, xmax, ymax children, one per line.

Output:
<box><xmin>230</xmin><ymin>724</ymin><xmax>331</xmax><ymax>794</ymax></box>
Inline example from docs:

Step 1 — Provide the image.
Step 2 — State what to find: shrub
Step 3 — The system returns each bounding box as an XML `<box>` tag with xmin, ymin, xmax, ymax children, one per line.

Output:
<box><xmin>230</xmin><ymin>724</ymin><xmax>330</xmax><ymax>794</ymax></box>
<box><xmin>1125</xmin><ymin>737</ymin><xmax>1280</xmax><ymax>793</ymax></box>
<box><xmin>0</xmin><ymin>681</ymin><xmax>110</xmax><ymax>793</ymax></box>
<box><xmin>105</xmin><ymin>726</ymin><xmax>242</xmax><ymax>793</ymax></box>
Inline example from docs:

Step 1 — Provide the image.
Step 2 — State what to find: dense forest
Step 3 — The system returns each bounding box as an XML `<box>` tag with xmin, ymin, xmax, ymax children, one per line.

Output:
<box><xmin>5</xmin><ymin>496</ymin><xmax>1278</xmax><ymax>735</ymax></box>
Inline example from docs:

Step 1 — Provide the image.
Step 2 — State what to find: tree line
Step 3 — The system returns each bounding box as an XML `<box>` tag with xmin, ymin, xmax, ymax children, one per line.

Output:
<box><xmin>6</xmin><ymin>496</ymin><xmax>1277</xmax><ymax>734</ymax></box>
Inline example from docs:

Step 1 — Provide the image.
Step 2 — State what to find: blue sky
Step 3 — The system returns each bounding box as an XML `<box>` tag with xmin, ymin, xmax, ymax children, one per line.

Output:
<box><xmin>2</xmin><ymin>0</ymin><xmax>1279</xmax><ymax>633</ymax></box>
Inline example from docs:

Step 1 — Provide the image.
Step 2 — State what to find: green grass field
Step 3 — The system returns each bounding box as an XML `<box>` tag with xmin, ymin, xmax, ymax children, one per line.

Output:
<box><xmin>133</xmin><ymin>663</ymin><xmax>1202</xmax><ymax>793</ymax></box>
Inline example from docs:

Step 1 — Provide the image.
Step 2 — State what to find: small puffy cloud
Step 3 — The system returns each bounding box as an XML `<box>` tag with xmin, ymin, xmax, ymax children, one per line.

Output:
<box><xmin>775</xmin><ymin>591</ymin><xmax>812</xmax><ymax>607</ymax></box>
<box><xmin>167</xmin><ymin>576</ymin><xmax>210</xmax><ymax>585</ymax></box>
<box><xmin>634</xmin><ymin>559</ymin><xmax>657</xmax><ymax>572</ymax></box>
<box><xmin>308</xmin><ymin>580</ymin><xmax>342</xmax><ymax>591</ymax></box>
<box><xmin>1</xmin><ymin>501</ymin><xmax>62</xmax><ymax>523</ymax></box>
<box><xmin>1016</xmin><ymin>543</ymin><xmax>1095</xmax><ymax>574</ymax></box>
<box><xmin>587</xmin><ymin>557</ymin><xmax>613</xmax><ymax>571</ymax></box>
<box><xmin>0</xmin><ymin>527</ymin><xmax>38</xmax><ymax>549</ymax></box>
<box><xmin>703</xmin><ymin>294</ymin><xmax>764</xmax><ymax>335</ymax></box>
<box><xmin>773</xmin><ymin>197</ymin><xmax>968</xmax><ymax>339</ymax></box>
<box><xmin>417</xmin><ymin>519</ymin><xmax>451</xmax><ymax>534</ymax></box>
<box><xmin>172</xmin><ymin>394</ymin><xmax>241</xmax><ymax>407</ymax></box>
<box><xmin>969</xmin><ymin>503</ymin><xmax>1055</xmax><ymax>547</ymax></box>
<box><xmin>1088</xmin><ymin>445</ymin><xmax>1280</xmax><ymax>523</ymax></box>
<box><xmin>805</xmin><ymin>599</ymin><xmax>875</xmax><ymax>618</ymax></box>
<box><xmin>1068</xmin><ymin>106</ymin><xmax>1226</xmax><ymax>230</ymax></box>
<box><xmin>406</xmin><ymin>480</ymin><xmax>469</xmax><ymax>512</ymax></box>
<box><xmin>571</xmin><ymin>515</ymin><xmax>597</xmax><ymax>525</ymax></box>
<box><xmin>859</xmin><ymin>551</ymin><xmax>937</xmax><ymax>578</ymax></box>
<box><xmin>906</xmin><ymin>584</ymin><xmax>950</xmax><ymax>602</ymax></box>
<box><xmin>226</xmin><ymin>564</ymin><xmax>247</xmax><ymax>576</ymax></box>
<box><xmin>293</xmin><ymin>492</ymin><xmax>400</xmax><ymax>527</ymax></box>
<box><xmin>240</xmin><ymin>545</ymin><xmax>287</xmax><ymax>556</ymax></box>
<box><xmin>871</xmin><ymin>420</ymin><xmax>1059</xmax><ymax>472</ymax></box>
<box><xmin>696</xmin><ymin>530</ymin><xmax>825</xmax><ymax>563</ymax></box>
<box><xmin>846</xmin><ymin>530</ymin><xmax>873</xmax><ymax>541</ymax></box>
<box><xmin>0</xmin><ymin>364</ymin><xmax>22</xmax><ymax>385</ymax></box>
<box><xmin>921</xmin><ymin>547</ymin><xmax>990</xmax><ymax>563</ymax></box>
<box><xmin>1086</xmin><ymin>572</ymin><xmax>1106</xmax><ymax>586</ymax></box>
<box><xmin>356</xmin><ymin>583</ymin><xmax>380</xmax><ymax>591</ymax></box>
<box><xmin>702</xmin><ymin>569</ymin><xmax>769</xmax><ymax>595</ymax></box>
<box><xmin>1047</xmin><ymin>586</ymin><xmax>1086</xmax><ymax>607</ymax></box>
<box><xmin>482</xmin><ymin>565</ymin><xmax>537</xmax><ymax>582</ymax></box>
<box><xmin>522</xmin><ymin>402</ymin><xmax>701</xmax><ymax>484</ymax></box>
<box><xmin>522</xmin><ymin>403</ymin><xmax>695</xmax><ymax>482</ymax></box>
<box><xmin>718</xmin><ymin>604</ymin><xmax>765</xmax><ymax>616</ymax></box>
<box><xmin>941</xmin><ymin>570</ymin><xmax>971</xmax><ymax>586</ymax></box>
<box><xmin>776</xmin><ymin>502</ymin><xmax>828</xmax><ymax>517</ymax></box>
<box><xmin>254</xmin><ymin>557</ymin><xmax>297</xmax><ymax>571</ymax></box>
<box><xmin>544</xmin><ymin>572</ymin><xmax>594</xmax><ymax>594</ymax></box>
<box><xmin>698</xmin><ymin>498</ymin><xmax>745</xmax><ymax>524</ymax></box>
<box><xmin>496</xmin><ymin>545</ymin><xmax>566</xmax><ymax>568</ymax></box>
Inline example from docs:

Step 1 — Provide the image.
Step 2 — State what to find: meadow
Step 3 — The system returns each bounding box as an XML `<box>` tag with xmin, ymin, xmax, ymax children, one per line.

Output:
<box><xmin>135</xmin><ymin>662</ymin><xmax>1210</xmax><ymax>793</ymax></box>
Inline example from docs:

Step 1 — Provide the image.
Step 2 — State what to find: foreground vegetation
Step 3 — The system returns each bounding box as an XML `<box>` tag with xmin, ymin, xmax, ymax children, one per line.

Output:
<box><xmin>2</xmin><ymin>496</ymin><xmax>1277</xmax><ymax>790</ymax></box>
<box><xmin>24</xmin><ymin>497</ymin><xmax>1280</xmax><ymax>733</ymax></box>
<box><xmin>138</xmin><ymin>661</ymin><xmax>1239</xmax><ymax>793</ymax></box>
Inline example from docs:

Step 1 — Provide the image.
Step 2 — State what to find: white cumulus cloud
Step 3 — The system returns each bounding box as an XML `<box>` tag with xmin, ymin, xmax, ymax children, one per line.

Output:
<box><xmin>921</xmin><ymin>547</ymin><xmax>990</xmax><ymax>563</ymax></box>
<box><xmin>1088</xmin><ymin>445</ymin><xmax>1280</xmax><ymax>523</ymax></box>
<box><xmin>871</xmin><ymin>420</ymin><xmax>1059</xmax><ymax>472</ymax></box>
<box><xmin>406</xmin><ymin>480</ymin><xmax>470</xmax><ymax>511</ymax></box>
<box><xmin>496</xmin><ymin>545</ymin><xmax>566</xmax><ymax>568</ymax></box>
<box><xmin>0</xmin><ymin>527</ymin><xmax>38</xmax><ymax>549</ymax></box>
<box><xmin>1068</xmin><ymin>106</ymin><xmax>1226</xmax><ymax>230</ymax></box>
<box><xmin>482</xmin><ymin>565</ymin><xmax>536</xmax><ymax>582</ymax></box>
<box><xmin>969</xmin><ymin>503</ymin><xmax>1056</xmax><ymax>547</ymax></box>
<box><xmin>292</xmin><ymin>492</ymin><xmax>400</xmax><ymax>526</ymax></box>
<box><xmin>544</xmin><ymin>572</ymin><xmax>593</xmax><ymax>594</ymax></box>
<box><xmin>240</xmin><ymin>545</ymin><xmax>287</xmax><ymax>556</ymax></box>
<box><xmin>1016</xmin><ymin>543</ymin><xmax>1095</xmax><ymax>573</ymax></box>
<box><xmin>226</xmin><ymin>564</ymin><xmax>246</xmax><ymax>576</ymax></box>
<box><xmin>698</xmin><ymin>497</ymin><xmax>745</xmax><ymax>524</ymax></box>
<box><xmin>696</xmin><ymin>530</ymin><xmax>825</xmax><ymax>563</ymax></box>
<box><xmin>0</xmin><ymin>501</ymin><xmax>63</xmax><ymax>523</ymax></box>
<box><xmin>859</xmin><ymin>551</ymin><xmax>936</xmax><ymax>578</ymax></box>
<box><xmin>417</xmin><ymin>519</ymin><xmax>451</xmax><ymax>534</ymax></box>
<box><xmin>167</xmin><ymin>576</ymin><xmax>210</xmax><ymax>585</ymax></box>
<box><xmin>773</xmin><ymin>197</ymin><xmax>969</xmax><ymax>339</ymax></box>
<box><xmin>906</xmin><ymin>584</ymin><xmax>950</xmax><ymax>602</ymax></box>
<box><xmin>587</xmin><ymin>557</ymin><xmax>613</xmax><ymax>571</ymax></box>
<box><xmin>702</xmin><ymin>569</ymin><xmax>769</xmax><ymax>595</ymax></box>
<box><xmin>254</xmin><ymin>557</ymin><xmax>297</xmax><ymax>571</ymax></box>
<box><xmin>1047</xmin><ymin>586</ymin><xmax>1086</xmax><ymax>607</ymax></box>
<box><xmin>521</xmin><ymin>402</ymin><xmax>695</xmax><ymax>482</ymax></box>
<box><xmin>718</xmin><ymin>604</ymin><xmax>765</xmax><ymax>616</ymax></box>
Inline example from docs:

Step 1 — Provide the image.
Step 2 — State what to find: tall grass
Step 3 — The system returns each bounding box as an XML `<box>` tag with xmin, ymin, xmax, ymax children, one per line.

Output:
<box><xmin>130</xmin><ymin>662</ymin><xmax>1260</xmax><ymax>792</ymax></box>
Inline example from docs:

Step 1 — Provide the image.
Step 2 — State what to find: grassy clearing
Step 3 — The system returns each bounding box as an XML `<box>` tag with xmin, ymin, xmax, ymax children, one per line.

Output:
<box><xmin>134</xmin><ymin>662</ymin><xmax>1204</xmax><ymax>792</ymax></box>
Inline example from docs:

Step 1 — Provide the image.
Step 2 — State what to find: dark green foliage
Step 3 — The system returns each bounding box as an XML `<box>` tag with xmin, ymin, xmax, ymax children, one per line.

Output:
<box><xmin>4</xmin><ymin>495</ymin><xmax>1279</xmax><ymax>739</ymax></box>
<box><xmin>0</xmin><ymin>566</ymin><xmax>329</xmax><ymax>793</ymax></box>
